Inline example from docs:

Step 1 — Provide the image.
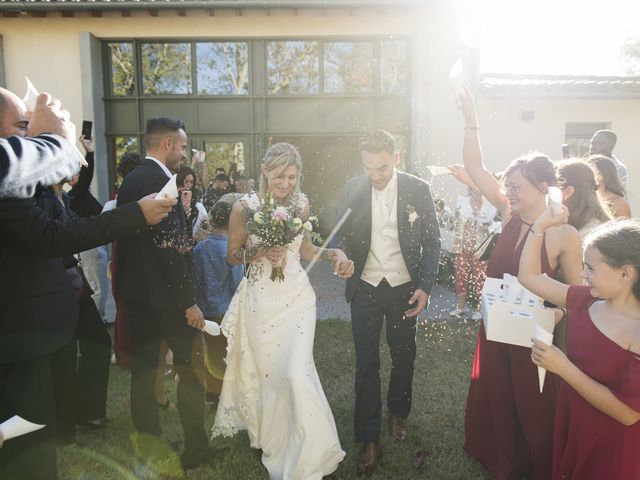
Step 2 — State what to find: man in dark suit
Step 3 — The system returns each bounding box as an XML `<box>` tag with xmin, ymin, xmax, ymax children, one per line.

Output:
<box><xmin>339</xmin><ymin>130</ymin><xmax>440</xmax><ymax>475</ymax></box>
<box><xmin>117</xmin><ymin>117</ymin><xmax>210</xmax><ymax>470</ymax></box>
<box><xmin>0</xmin><ymin>88</ymin><xmax>175</xmax><ymax>480</ymax></box>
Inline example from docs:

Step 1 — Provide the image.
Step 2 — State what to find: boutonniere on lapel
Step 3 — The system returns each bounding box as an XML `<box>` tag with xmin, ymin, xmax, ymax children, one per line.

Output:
<box><xmin>406</xmin><ymin>204</ymin><xmax>419</xmax><ymax>228</ymax></box>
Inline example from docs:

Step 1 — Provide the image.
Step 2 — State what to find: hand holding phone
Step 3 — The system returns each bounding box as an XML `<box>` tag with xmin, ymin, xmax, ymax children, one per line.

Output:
<box><xmin>181</xmin><ymin>190</ymin><xmax>192</xmax><ymax>211</ymax></box>
<box><xmin>81</xmin><ymin>120</ymin><xmax>93</xmax><ymax>140</ymax></box>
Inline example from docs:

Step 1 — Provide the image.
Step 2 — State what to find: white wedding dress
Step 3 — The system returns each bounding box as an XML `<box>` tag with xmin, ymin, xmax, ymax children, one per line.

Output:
<box><xmin>212</xmin><ymin>194</ymin><xmax>345</xmax><ymax>480</ymax></box>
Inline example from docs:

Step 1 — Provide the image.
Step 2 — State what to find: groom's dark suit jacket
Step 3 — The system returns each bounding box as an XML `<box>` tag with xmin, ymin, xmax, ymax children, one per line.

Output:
<box><xmin>339</xmin><ymin>171</ymin><xmax>441</xmax><ymax>302</ymax></box>
<box><xmin>116</xmin><ymin>158</ymin><xmax>195</xmax><ymax>311</ymax></box>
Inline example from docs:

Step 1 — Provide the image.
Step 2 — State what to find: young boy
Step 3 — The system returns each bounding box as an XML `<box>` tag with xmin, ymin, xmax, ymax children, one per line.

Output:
<box><xmin>192</xmin><ymin>194</ymin><xmax>244</xmax><ymax>398</ymax></box>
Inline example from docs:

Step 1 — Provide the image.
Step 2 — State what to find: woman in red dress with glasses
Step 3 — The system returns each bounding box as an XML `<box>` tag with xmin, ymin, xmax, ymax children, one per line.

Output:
<box><xmin>454</xmin><ymin>86</ymin><xmax>583</xmax><ymax>479</ymax></box>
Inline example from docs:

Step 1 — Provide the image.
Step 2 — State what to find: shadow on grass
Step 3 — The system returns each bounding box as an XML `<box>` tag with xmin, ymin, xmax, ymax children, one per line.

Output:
<box><xmin>58</xmin><ymin>319</ymin><xmax>490</xmax><ymax>479</ymax></box>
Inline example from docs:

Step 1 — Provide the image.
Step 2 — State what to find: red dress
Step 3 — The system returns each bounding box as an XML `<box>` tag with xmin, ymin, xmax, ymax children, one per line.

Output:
<box><xmin>464</xmin><ymin>214</ymin><xmax>558</xmax><ymax>480</ymax></box>
<box><xmin>553</xmin><ymin>286</ymin><xmax>640</xmax><ymax>479</ymax></box>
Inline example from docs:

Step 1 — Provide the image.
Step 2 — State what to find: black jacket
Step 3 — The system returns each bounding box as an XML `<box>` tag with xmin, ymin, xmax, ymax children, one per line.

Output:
<box><xmin>116</xmin><ymin>158</ymin><xmax>195</xmax><ymax>311</ymax></box>
<box><xmin>0</xmin><ymin>197</ymin><xmax>145</xmax><ymax>364</ymax></box>
<box><xmin>338</xmin><ymin>171</ymin><xmax>441</xmax><ymax>302</ymax></box>
<box><xmin>68</xmin><ymin>151</ymin><xmax>103</xmax><ymax>218</ymax></box>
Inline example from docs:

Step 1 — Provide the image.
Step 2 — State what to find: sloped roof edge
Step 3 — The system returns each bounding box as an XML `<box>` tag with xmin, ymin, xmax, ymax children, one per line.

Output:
<box><xmin>0</xmin><ymin>0</ymin><xmax>423</xmax><ymax>11</ymax></box>
<box><xmin>480</xmin><ymin>73</ymin><xmax>640</xmax><ymax>98</ymax></box>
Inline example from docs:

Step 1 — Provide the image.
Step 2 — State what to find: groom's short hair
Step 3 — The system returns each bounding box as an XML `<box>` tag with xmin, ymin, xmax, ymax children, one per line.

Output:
<box><xmin>358</xmin><ymin>129</ymin><xmax>395</xmax><ymax>155</ymax></box>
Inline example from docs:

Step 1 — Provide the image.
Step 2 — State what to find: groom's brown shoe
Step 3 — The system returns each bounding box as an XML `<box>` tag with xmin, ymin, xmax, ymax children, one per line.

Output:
<box><xmin>356</xmin><ymin>442</ymin><xmax>382</xmax><ymax>475</ymax></box>
<box><xmin>388</xmin><ymin>414</ymin><xmax>407</xmax><ymax>441</ymax></box>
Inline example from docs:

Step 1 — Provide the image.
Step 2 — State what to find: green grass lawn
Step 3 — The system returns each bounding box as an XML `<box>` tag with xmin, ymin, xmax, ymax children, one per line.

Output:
<box><xmin>58</xmin><ymin>319</ymin><xmax>490</xmax><ymax>479</ymax></box>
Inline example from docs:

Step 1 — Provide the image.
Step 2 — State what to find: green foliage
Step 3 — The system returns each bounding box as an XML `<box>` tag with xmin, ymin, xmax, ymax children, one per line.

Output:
<box><xmin>621</xmin><ymin>37</ymin><xmax>640</xmax><ymax>75</ymax></box>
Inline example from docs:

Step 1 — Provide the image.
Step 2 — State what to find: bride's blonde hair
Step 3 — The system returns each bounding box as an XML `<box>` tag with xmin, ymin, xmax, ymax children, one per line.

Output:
<box><xmin>259</xmin><ymin>143</ymin><xmax>303</xmax><ymax>198</ymax></box>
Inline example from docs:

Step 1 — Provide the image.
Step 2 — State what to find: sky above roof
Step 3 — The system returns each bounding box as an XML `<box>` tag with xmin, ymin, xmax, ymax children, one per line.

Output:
<box><xmin>471</xmin><ymin>0</ymin><xmax>640</xmax><ymax>76</ymax></box>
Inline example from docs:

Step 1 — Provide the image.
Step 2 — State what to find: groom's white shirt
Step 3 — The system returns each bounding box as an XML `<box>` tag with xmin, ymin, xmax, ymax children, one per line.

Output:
<box><xmin>361</xmin><ymin>169</ymin><xmax>411</xmax><ymax>288</ymax></box>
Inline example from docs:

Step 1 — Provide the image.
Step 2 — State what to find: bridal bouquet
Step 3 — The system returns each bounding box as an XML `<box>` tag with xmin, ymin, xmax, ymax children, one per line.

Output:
<box><xmin>245</xmin><ymin>193</ymin><xmax>320</xmax><ymax>281</ymax></box>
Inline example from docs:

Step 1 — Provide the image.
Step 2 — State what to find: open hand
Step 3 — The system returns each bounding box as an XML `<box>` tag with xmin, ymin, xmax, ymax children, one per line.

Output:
<box><xmin>447</xmin><ymin>164</ymin><xmax>476</xmax><ymax>189</ymax></box>
<box><xmin>185</xmin><ymin>304</ymin><xmax>205</xmax><ymax>330</ymax></box>
<box><xmin>531</xmin><ymin>338</ymin><xmax>569</xmax><ymax>375</ymax></box>
<box><xmin>455</xmin><ymin>84</ymin><xmax>478</xmax><ymax>127</ymax></box>
<box><xmin>405</xmin><ymin>288</ymin><xmax>429</xmax><ymax>318</ymax></box>
<box><xmin>138</xmin><ymin>193</ymin><xmax>177</xmax><ymax>225</ymax></box>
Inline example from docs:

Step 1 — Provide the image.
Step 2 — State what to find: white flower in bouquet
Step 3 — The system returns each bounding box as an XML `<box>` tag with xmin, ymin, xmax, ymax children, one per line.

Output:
<box><xmin>302</xmin><ymin>221</ymin><xmax>313</xmax><ymax>232</ymax></box>
<box><xmin>254</xmin><ymin>211</ymin><xmax>265</xmax><ymax>224</ymax></box>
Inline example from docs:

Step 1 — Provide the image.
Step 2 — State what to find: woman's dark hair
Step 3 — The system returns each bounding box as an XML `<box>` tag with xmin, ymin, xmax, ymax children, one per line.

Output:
<box><xmin>177</xmin><ymin>166</ymin><xmax>196</xmax><ymax>190</ymax></box>
<box><xmin>585</xmin><ymin>219</ymin><xmax>640</xmax><ymax>301</ymax></box>
<box><xmin>588</xmin><ymin>154</ymin><xmax>625</xmax><ymax>198</ymax></box>
<box><xmin>504</xmin><ymin>152</ymin><xmax>557</xmax><ymax>193</ymax></box>
<box><xmin>209</xmin><ymin>200</ymin><xmax>233</xmax><ymax>228</ymax></box>
<box><xmin>116</xmin><ymin>152</ymin><xmax>141</xmax><ymax>178</ymax></box>
<box><xmin>557</xmin><ymin>158</ymin><xmax>611</xmax><ymax>231</ymax></box>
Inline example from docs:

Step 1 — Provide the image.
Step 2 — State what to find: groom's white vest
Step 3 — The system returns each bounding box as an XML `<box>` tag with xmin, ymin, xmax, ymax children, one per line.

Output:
<box><xmin>361</xmin><ymin>171</ymin><xmax>411</xmax><ymax>288</ymax></box>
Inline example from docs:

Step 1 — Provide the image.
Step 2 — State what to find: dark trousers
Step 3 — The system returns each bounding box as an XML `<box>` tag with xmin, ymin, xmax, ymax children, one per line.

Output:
<box><xmin>51</xmin><ymin>297</ymin><xmax>112</xmax><ymax>444</ymax></box>
<box><xmin>128</xmin><ymin>305</ymin><xmax>207</xmax><ymax>461</ymax></box>
<box><xmin>76</xmin><ymin>297</ymin><xmax>112</xmax><ymax>421</ymax></box>
<box><xmin>0</xmin><ymin>355</ymin><xmax>57</xmax><ymax>480</ymax></box>
<box><xmin>350</xmin><ymin>279</ymin><xmax>417</xmax><ymax>443</ymax></box>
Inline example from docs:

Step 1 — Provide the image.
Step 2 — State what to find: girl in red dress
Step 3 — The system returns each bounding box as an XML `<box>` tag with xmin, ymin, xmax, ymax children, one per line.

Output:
<box><xmin>520</xmin><ymin>210</ymin><xmax>640</xmax><ymax>480</ymax></box>
<box><xmin>455</xmin><ymin>87</ymin><xmax>583</xmax><ymax>479</ymax></box>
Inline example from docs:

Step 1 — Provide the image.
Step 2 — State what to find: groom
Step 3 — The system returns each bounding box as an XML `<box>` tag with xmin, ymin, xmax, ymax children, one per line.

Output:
<box><xmin>339</xmin><ymin>130</ymin><xmax>440</xmax><ymax>475</ymax></box>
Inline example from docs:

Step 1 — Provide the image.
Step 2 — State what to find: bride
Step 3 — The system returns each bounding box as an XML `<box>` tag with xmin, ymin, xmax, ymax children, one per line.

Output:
<box><xmin>211</xmin><ymin>143</ymin><xmax>354</xmax><ymax>479</ymax></box>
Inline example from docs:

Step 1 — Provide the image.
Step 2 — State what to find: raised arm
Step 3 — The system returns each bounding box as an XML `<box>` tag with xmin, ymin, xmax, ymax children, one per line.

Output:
<box><xmin>518</xmin><ymin>206</ymin><xmax>570</xmax><ymax>307</ymax></box>
<box><xmin>457</xmin><ymin>86</ymin><xmax>509</xmax><ymax>216</ymax></box>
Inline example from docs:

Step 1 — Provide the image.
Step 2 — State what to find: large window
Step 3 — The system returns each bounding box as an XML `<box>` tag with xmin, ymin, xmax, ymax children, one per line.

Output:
<box><xmin>104</xmin><ymin>37</ymin><xmax>411</xmax><ymax>200</ymax></box>
<box><xmin>267</xmin><ymin>41</ymin><xmax>320</xmax><ymax>95</ymax></box>
<box><xmin>196</xmin><ymin>42</ymin><xmax>249</xmax><ymax>95</ymax></box>
<box><xmin>266</xmin><ymin>39</ymin><xmax>409</xmax><ymax>95</ymax></box>
<box><xmin>108</xmin><ymin>43</ymin><xmax>135</xmax><ymax>96</ymax></box>
<box><xmin>141</xmin><ymin>43</ymin><xmax>192</xmax><ymax>95</ymax></box>
<box><xmin>324</xmin><ymin>41</ymin><xmax>374</xmax><ymax>94</ymax></box>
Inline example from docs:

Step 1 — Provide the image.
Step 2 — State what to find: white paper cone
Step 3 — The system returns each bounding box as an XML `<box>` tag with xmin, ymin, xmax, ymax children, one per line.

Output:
<box><xmin>426</xmin><ymin>165</ymin><xmax>450</xmax><ymax>176</ymax></box>
<box><xmin>22</xmin><ymin>76</ymin><xmax>40</xmax><ymax>112</ymax></box>
<box><xmin>0</xmin><ymin>415</ymin><xmax>45</xmax><ymax>442</ymax></box>
<box><xmin>202</xmin><ymin>320</ymin><xmax>221</xmax><ymax>336</ymax></box>
<box><xmin>547</xmin><ymin>186</ymin><xmax>563</xmax><ymax>214</ymax></box>
<box><xmin>156</xmin><ymin>174</ymin><xmax>178</xmax><ymax>200</ymax></box>
<box><xmin>534</xmin><ymin>323</ymin><xmax>554</xmax><ymax>393</ymax></box>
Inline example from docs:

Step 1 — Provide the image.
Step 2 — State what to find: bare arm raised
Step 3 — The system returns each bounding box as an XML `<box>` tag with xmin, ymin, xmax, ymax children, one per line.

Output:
<box><xmin>456</xmin><ymin>86</ymin><xmax>510</xmax><ymax>218</ymax></box>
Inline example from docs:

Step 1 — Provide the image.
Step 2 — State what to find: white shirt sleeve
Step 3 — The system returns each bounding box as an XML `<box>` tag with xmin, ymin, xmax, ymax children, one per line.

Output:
<box><xmin>0</xmin><ymin>134</ymin><xmax>83</xmax><ymax>199</ymax></box>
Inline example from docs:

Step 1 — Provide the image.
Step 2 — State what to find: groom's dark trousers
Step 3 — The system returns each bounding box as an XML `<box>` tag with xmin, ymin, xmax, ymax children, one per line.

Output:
<box><xmin>351</xmin><ymin>279</ymin><xmax>416</xmax><ymax>443</ymax></box>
